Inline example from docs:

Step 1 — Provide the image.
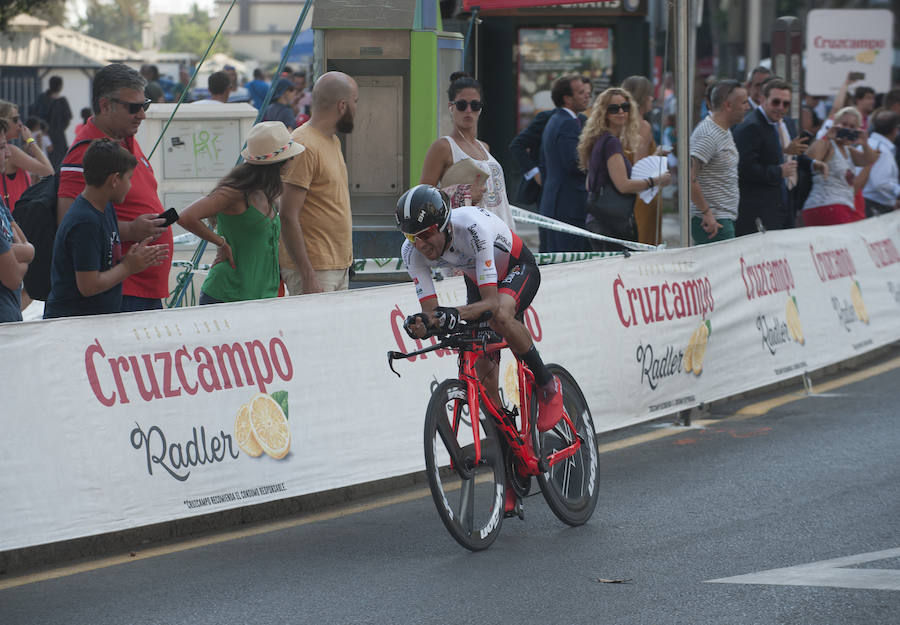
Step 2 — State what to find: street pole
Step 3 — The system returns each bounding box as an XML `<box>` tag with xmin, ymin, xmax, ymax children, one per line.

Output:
<box><xmin>746</xmin><ymin>0</ymin><xmax>762</xmax><ymax>72</ymax></box>
<box><xmin>676</xmin><ymin>0</ymin><xmax>693</xmax><ymax>247</ymax></box>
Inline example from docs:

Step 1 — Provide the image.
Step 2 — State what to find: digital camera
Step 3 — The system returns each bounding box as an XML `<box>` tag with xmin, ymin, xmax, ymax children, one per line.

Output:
<box><xmin>835</xmin><ymin>127</ymin><xmax>860</xmax><ymax>142</ymax></box>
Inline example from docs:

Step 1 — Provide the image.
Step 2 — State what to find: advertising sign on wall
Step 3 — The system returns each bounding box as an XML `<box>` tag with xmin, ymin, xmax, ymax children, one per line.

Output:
<box><xmin>805</xmin><ymin>9</ymin><xmax>894</xmax><ymax>95</ymax></box>
<box><xmin>2</xmin><ymin>214</ymin><xmax>899</xmax><ymax>551</ymax></box>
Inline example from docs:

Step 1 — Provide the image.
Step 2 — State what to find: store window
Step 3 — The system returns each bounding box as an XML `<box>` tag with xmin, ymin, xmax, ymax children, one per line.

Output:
<box><xmin>516</xmin><ymin>27</ymin><xmax>614</xmax><ymax>131</ymax></box>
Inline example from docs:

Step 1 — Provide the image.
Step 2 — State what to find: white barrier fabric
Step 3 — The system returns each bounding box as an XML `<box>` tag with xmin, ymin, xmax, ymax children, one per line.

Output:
<box><xmin>2</xmin><ymin>214</ymin><xmax>899</xmax><ymax>550</ymax></box>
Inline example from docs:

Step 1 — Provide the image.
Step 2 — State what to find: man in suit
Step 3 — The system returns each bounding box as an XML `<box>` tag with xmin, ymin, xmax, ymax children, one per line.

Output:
<box><xmin>733</xmin><ymin>77</ymin><xmax>824</xmax><ymax>236</ymax></box>
<box><xmin>510</xmin><ymin>76</ymin><xmax>591</xmax><ymax>206</ymax></box>
<box><xmin>744</xmin><ymin>66</ymin><xmax>772</xmax><ymax>110</ymax></box>
<box><xmin>509</xmin><ymin>108</ymin><xmax>554</xmax><ymax>208</ymax></box>
<box><xmin>537</xmin><ymin>74</ymin><xmax>592</xmax><ymax>252</ymax></box>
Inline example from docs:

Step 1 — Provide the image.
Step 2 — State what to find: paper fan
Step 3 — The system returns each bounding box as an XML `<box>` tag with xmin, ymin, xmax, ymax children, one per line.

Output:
<box><xmin>631</xmin><ymin>155</ymin><xmax>668</xmax><ymax>203</ymax></box>
<box><xmin>441</xmin><ymin>158</ymin><xmax>491</xmax><ymax>187</ymax></box>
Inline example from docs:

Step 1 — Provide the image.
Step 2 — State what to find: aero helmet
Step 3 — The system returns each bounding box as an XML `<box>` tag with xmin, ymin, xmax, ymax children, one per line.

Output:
<box><xmin>395</xmin><ymin>184</ymin><xmax>451</xmax><ymax>235</ymax></box>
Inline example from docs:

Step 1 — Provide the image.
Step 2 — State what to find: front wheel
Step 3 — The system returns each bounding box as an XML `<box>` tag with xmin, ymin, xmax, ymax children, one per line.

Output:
<box><xmin>424</xmin><ymin>379</ymin><xmax>506</xmax><ymax>551</ymax></box>
<box><xmin>534</xmin><ymin>364</ymin><xmax>599</xmax><ymax>526</ymax></box>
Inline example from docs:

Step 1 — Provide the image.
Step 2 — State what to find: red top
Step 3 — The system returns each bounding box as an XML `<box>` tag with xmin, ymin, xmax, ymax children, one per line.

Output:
<box><xmin>2</xmin><ymin>169</ymin><xmax>31</xmax><ymax>212</ymax></box>
<box><xmin>59</xmin><ymin>120</ymin><xmax>173</xmax><ymax>299</ymax></box>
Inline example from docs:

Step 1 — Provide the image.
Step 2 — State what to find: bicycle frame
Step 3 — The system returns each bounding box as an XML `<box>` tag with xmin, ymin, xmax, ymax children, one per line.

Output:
<box><xmin>388</xmin><ymin>326</ymin><xmax>583</xmax><ymax>480</ymax></box>
<box><xmin>455</xmin><ymin>337</ymin><xmax>543</xmax><ymax>475</ymax></box>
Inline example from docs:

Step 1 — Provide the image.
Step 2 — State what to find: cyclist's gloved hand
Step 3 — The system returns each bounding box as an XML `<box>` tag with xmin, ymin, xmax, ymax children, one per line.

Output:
<box><xmin>403</xmin><ymin>313</ymin><xmax>429</xmax><ymax>340</ymax></box>
<box><xmin>431</xmin><ymin>306</ymin><xmax>461</xmax><ymax>335</ymax></box>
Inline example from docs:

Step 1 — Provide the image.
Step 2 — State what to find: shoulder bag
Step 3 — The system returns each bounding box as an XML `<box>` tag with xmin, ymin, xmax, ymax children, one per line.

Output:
<box><xmin>586</xmin><ymin>134</ymin><xmax>636</xmax><ymax>241</ymax></box>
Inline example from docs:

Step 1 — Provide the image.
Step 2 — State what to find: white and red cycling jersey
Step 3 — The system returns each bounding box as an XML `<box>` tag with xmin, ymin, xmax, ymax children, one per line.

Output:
<box><xmin>401</xmin><ymin>205</ymin><xmax>525</xmax><ymax>304</ymax></box>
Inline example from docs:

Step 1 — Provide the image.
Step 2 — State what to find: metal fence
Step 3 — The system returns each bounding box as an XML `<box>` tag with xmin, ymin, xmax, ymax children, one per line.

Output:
<box><xmin>0</xmin><ymin>66</ymin><xmax>41</xmax><ymax>115</ymax></box>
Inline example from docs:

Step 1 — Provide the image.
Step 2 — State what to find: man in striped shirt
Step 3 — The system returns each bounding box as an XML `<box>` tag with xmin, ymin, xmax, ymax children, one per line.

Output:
<box><xmin>689</xmin><ymin>79</ymin><xmax>749</xmax><ymax>244</ymax></box>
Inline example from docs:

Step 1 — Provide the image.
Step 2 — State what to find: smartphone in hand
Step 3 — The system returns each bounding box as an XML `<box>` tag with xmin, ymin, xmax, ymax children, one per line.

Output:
<box><xmin>835</xmin><ymin>127</ymin><xmax>860</xmax><ymax>142</ymax></box>
<box><xmin>848</xmin><ymin>71</ymin><xmax>865</xmax><ymax>82</ymax></box>
<box><xmin>157</xmin><ymin>207</ymin><xmax>179</xmax><ymax>227</ymax></box>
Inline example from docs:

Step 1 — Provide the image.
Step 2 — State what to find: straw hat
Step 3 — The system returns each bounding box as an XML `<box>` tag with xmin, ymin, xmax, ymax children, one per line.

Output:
<box><xmin>240</xmin><ymin>121</ymin><xmax>305</xmax><ymax>164</ymax></box>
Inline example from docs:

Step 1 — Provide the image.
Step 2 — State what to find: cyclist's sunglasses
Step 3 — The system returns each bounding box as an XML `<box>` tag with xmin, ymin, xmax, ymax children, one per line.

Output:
<box><xmin>403</xmin><ymin>224</ymin><xmax>441</xmax><ymax>243</ymax></box>
<box><xmin>453</xmin><ymin>99</ymin><xmax>483</xmax><ymax>112</ymax></box>
<box><xmin>111</xmin><ymin>97</ymin><xmax>152</xmax><ymax>114</ymax></box>
<box><xmin>606</xmin><ymin>102</ymin><xmax>631</xmax><ymax>114</ymax></box>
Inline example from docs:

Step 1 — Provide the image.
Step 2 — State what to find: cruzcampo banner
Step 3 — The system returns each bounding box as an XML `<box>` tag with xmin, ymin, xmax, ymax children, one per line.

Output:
<box><xmin>1</xmin><ymin>213</ymin><xmax>899</xmax><ymax>550</ymax></box>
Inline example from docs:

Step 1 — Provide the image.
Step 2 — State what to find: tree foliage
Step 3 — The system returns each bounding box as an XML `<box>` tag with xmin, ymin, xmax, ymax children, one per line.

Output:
<box><xmin>77</xmin><ymin>0</ymin><xmax>148</xmax><ymax>52</ymax></box>
<box><xmin>0</xmin><ymin>0</ymin><xmax>66</xmax><ymax>30</ymax></box>
<box><xmin>161</xmin><ymin>4</ymin><xmax>230</xmax><ymax>57</ymax></box>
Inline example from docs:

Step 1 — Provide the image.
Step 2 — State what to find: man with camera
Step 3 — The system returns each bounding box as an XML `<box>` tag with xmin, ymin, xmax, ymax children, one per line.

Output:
<box><xmin>733</xmin><ymin>78</ymin><xmax>827</xmax><ymax>236</ymax></box>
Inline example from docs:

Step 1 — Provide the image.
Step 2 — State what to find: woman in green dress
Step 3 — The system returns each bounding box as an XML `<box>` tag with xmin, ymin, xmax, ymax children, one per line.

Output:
<box><xmin>178</xmin><ymin>121</ymin><xmax>305</xmax><ymax>304</ymax></box>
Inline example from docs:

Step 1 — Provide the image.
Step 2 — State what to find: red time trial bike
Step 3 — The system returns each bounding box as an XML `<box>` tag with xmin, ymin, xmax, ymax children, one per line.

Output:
<box><xmin>388</xmin><ymin>319</ymin><xmax>599</xmax><ymax>550</ymax></box>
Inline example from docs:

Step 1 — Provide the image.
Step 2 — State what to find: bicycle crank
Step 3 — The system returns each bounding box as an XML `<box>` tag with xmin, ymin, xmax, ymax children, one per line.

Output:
<box><xmin>505</xmin><ymin>444</ymin><xmax>532</xmax><ymax>498</ymax></box>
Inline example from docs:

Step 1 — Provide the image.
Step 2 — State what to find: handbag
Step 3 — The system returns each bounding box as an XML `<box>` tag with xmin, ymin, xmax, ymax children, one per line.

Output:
<box><xmin>586</xmin><ymin>134</ymin><xmax>636</xmax><ymax>241</ymax></box>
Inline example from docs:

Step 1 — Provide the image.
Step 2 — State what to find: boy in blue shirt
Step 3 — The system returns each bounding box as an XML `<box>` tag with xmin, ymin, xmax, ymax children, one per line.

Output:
<box><xmin>44</xmin><ymin>139</ymin><xmax>168</xmax><ymax>318</ymax></box>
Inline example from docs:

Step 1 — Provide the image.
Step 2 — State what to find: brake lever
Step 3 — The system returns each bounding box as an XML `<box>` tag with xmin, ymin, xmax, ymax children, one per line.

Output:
<box><xmin>387</xmin><ymin>351</ymin><xmax>404</xmax><ymax>378</ymax></box>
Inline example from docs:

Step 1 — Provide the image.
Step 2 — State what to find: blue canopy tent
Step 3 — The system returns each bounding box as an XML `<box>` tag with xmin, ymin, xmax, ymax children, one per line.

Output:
<box><xmin>281</xmin><ymin>29</ymin><xmax>314</xmax><ymax>62</ymax></box>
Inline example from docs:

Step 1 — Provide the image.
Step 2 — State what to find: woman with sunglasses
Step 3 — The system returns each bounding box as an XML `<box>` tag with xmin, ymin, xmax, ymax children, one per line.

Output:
<box><xmin>801</xmin><ymin>106</ymin><xmax>878</xmax><ymax>226</ymax></box>
<box><xmin>577</xmin><ymin>88</ymin><xmax>671</xmax><ymax>251</ymax></box>
<box><xmin>419</xmin><ymin>72</ymin><xmax>515</xmax><ymax>231</ymax></box>
<box><xmin>0</xmin><ymin>100</ymin><xmax>54</xmax><ymax>213</ymax></box>
<box><xmin>177</xmin><ymin>122</ymin><xmax>304</xmax><ymax>304</ymax></box>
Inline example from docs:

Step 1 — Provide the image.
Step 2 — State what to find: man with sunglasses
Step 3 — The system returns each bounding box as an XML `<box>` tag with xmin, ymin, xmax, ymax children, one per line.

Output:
<box><xmin>733</xmin><ymin>77</ymin><xmax>824</xmax><ymax>236</ymax></box>
<box><xmin>58</xmin><ymin>63</ymin><xmax>172</xmax><ymax>312</ymax></box>
<box><xmin>397</xmin><ymin>183</ymin><xmax>564</xmax><ymax>431</ymax></box>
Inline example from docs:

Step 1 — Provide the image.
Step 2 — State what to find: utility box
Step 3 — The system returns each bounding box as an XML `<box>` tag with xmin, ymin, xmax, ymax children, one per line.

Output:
<box><xmin>312</xmin><ymin>0</ymin><xmax>456</xmax><ymax>260</ymax></box>
<box><xmin>138</xmin><ymin>102</ymin><xmax>259</xmax><ymax>217</ymax></box>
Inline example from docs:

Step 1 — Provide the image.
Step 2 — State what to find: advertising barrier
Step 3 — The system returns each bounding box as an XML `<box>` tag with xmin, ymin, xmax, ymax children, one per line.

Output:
<box><xmin>2</xmin><ymin>214</ymin><xmax>899</xmax><ymax>551</ymax></box>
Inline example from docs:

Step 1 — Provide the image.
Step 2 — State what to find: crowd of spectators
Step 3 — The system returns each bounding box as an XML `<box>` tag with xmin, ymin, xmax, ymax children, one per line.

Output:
<box><xmin>0</xmin><ymin>57</ymin><xmax>897</xmax><ymax>324</ymax></box>
<box><xmin>510</xmin><ymin>66</ymin><xmax>899</xmax><ymax>251</ymax></box>
<box><xmin>0</xmin><ymin>61</ymin><xmax>356</xmax><ymax>323</ymax></box>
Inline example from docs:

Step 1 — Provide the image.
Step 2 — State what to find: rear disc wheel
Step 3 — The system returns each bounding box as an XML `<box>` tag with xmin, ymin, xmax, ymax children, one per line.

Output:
<box><xmin>534</xmin><ymin>365</ymin><xmax>600</xmax><ymax>526</ymax></box>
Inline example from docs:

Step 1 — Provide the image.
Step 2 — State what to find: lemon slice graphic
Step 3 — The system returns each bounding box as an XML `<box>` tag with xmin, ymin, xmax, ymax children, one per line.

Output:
<box><xmin>234</xmin><ymin>403</ymin><xmax>263</xmax><ymax>457</ymax></box>
<box><xmin>249</xmin><ymin>393</ymin><xmax>291</xmax><ymax>460</ymax></box>
<box><xmin>503</xmin><ymin>361</ymin><xmax>519</xmax><ymax>409</ymax></box>
<box><xmin>851</xmin><ymin>281</ymin><xmax>869</xmax><ymax>324</ymax></box>
<box><xmin>682</xmin><ymin>325</ymin><xmax>697</xmax><ymax>374</ymax></box>
<box><xmin>785</xmin><ymin>296</ymin><xmax>805</xmax><ymax>344</ymax></box>
<box><xmin>691</xmin><ymin>321</ymin><xmax>710</xmax><ymax>376</ymax></box>
<box><xmin>855</xmin><ymin>49</ymin><xmax>878</xmax><ymax>64</ymax></box>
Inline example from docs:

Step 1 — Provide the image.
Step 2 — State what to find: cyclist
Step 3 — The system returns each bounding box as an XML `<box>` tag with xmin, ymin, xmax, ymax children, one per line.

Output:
<box><xmin>397</xmin><ymin>184</ymin><xmax>563</xmax><ymax>512</ymax></box>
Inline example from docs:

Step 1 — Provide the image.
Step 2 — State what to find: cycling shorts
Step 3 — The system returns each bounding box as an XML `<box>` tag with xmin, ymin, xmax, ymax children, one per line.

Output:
<box><xmin>464</xmin><ymin>243</ymin><xmax>540</xmax><ymax>321</ymax></box>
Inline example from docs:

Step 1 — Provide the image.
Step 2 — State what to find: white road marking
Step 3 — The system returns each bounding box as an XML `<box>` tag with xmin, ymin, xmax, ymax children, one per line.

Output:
<box><xmin>707</xmin><ymin>547</ymin><xmax>900</xmax><ymax>591</ymax></box>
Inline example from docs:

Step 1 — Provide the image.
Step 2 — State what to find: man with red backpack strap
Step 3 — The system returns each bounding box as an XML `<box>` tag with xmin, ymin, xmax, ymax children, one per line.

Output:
<box><xmin>57</xmin><ymin>63</ymin><xmax>172</xmax><ymax>312</ymax></box>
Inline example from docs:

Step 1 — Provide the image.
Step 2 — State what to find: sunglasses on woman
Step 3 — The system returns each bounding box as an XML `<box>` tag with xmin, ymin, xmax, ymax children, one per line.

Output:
<box><xmin>453</xmin><ymin>99</ymin><xmax>483</xmax><ymax>112</ymax></box>
<box><xmin>111</xmin><ymin>98</ymin><xmax>152</xmax><ymax>114</ymax></box>
<box><xmin>403</xmin><ymin>224</ymin><xmax>441</xmax><ymax>243</ymax></box>
<box><xmin>606</xmin><ymin>102</ymin><xmax>631</xmax><ymax>114</ymax></box>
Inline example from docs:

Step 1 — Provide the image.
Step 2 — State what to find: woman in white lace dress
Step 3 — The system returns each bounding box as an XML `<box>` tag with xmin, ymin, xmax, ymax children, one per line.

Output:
<box><xmin>419</xmin><ymin>72</ymin><xmax>515</xmax><ymax>232</ymax></box>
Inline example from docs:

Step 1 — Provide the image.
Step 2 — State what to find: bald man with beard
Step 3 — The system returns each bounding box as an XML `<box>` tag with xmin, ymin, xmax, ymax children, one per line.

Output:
<box><xmin>279</xmin><ymin>72</ymin><xmax>359</xmax><ymax>294</ymax></box>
